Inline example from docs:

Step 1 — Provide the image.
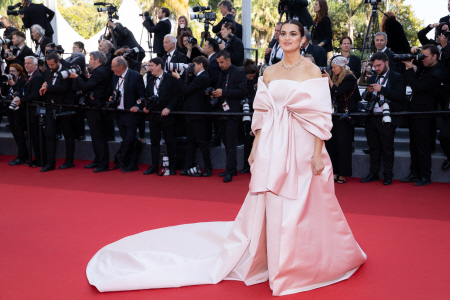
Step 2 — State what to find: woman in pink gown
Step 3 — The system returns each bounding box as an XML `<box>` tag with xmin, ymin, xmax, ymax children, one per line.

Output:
<box><xmin>86</xmin><ymin>20</ymin><xmax>367</xmax><ymax>296</ymax></box>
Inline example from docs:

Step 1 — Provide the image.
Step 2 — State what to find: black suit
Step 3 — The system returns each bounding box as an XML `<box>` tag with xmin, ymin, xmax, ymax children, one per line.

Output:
<box><xmin>146</xmin><ymin>72</ymin><xmax>181</xmax><ymax>169</ymax></box>
<box><xmin>303</xmin><ymin>43</ymin><xmax>327</xmax><ymax>67</ymax></box>
<box><xmin>22</xmin><ymin>3</ymin><xmax>55</xmax><ymax>39</ymax></box>
<box><xmin>418</xmin><ymin>25</ymin><xmax>439</xmax><ymax>47</ymax></box>
<box><xmin>265</xmin><ymin>38</ymin><xmax>278</xmax><ymax>64</ymax></box>
<box><xmin>6</xmin><ymin>45</ymin><xmax>34</xmax><ymax>71</ymax></box>
<box><xmin>215</xmin><ymin>64</ymin><xmax>247</xmax><ymax>174</ymax></box>
<box><xmin>347</xmin><ymin>55</ymin><xmax>362</xmax><ymax>80</ymax></box>
<box><xmin>112</xmin><ymin>69</ymin><xmax>146</xmax><ymax>169</ymax></box>
<box><xmin>438</xmin><ymin>16</ymin><xmax>450</xmax><ymax>36</ymax></box>
<box><xmin>143</xmin><ymin>18</ymin><xmax>171</xmax><ymax>57</ymax></box>
<box><xmin>163</xmin><ymin>49</ymin><xmax>188</xmax><ymax>71</ymax></box>
<box><xmin>43</xmin><ymin>65</ymin><xmax>75</xmax><ymax>166</ymax></box>
<box><xmin>208</xmin><ymin>53</ymin><xmax>220</xmax><ymax>88</ymax></box>
<box><xmin>365</xmin><ymin>69</ymin><xmax>406</xmax><ymax>178</ymax></box>
<box><xmin>311</xmin><ymin>16</ymin><xmax>333</xmax><ymax>53</ymax></box>
<box><xmin>405</xmin><ymin>63</ymin><xmax>443</xmax><ymax>180</ymax></box>
<box><xmin>176</xmin><ymin>71</ymin><xmax>212</xmax><ymax>170</ymax></box>
<box><xmin>288</xmin><ymin>0</ymin><xmax>313</xmax><ymax>29</ymax></box>
<box><xmin>34</xmin><ymin>36</ymin><xmax>52</xmax><ymax>58</ymax></box>
<box><xmin>75</xmin><ymin>65</ymin><xmax>111</xmax><ymax>168</ymax></box>
<box><xmin>212</xmin><ymin>14</ymin><xmax>242</xmax><ymax>40</ymax></box>
<box><xmin>224</xmin><ymin>36</ymin><xmax>245</xmax><ymax>67</ymax></box>
<box><xmin>113</xmin><ymin>25</ymin><xmax>145</xmax><ymax>62</ymax></box>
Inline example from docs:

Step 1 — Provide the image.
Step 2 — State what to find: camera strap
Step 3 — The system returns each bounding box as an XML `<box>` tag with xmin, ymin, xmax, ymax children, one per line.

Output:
<box><xmin>342</xmin><ymin>86</ymin><xmax>356</xmax><ymax>112</ymax></box>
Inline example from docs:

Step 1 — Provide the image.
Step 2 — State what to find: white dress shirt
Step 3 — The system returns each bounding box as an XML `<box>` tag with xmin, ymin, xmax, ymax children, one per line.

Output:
<box><xmin>116</xmin><ymin>68</ymin><xmax>128</xmax><ymax>109</ymax></box>
<box><xmin>153</xmin><ymin>73</ymin><xmax>164</xmax><ymax>96</ymax></box>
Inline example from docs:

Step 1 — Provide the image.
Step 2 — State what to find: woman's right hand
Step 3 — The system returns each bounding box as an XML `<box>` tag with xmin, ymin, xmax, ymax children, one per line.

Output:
<box><xmin>248</xmin><ymin>149</ymin><xmax>255</xmax><ymax>166</ymax></box>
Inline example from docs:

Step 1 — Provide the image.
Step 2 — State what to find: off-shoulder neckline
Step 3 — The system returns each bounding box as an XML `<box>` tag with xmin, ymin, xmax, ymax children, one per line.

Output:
<box><xmin>266</xmin><ymin>78</ymin><xmax>326</xmax><ymax>87</ymax></box>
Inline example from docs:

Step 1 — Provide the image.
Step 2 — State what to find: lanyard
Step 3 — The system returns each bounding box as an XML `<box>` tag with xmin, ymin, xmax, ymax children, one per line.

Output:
<box><xmin>26</xmin><ymin>69</ymin><xmax>38</xmax><ymax>83</ymax></box>
<box><xmin>222</xmin><ymin>73</ymin><xmax>230</xmax><ymax>90</ymax></box>
<box><xmin>116</xmin><ymin>76</ymin><xmax>125</xmax><ymax>90</ymax></box>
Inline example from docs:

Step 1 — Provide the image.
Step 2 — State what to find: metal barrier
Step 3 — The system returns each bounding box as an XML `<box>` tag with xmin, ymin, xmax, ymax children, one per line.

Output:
<box><xmin>244</xmin><ymin>48</ymin><xmax>259</xmax><ymax>65</ymax></box>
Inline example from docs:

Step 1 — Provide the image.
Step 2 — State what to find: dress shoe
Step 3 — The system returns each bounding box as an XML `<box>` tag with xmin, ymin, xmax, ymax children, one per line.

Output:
<box><xmin>239</xmin><ymin>168</ymin><xmax>250</xmax><ymax>174</ymax></box>
<box><xmin>59</xmin><ymin>161</ymin><xmax>75</xmax><ymax>169</ymax></box>
<box><xmin>223</xmin><ymin>174</ymin><xmax>232</xmax><ymax>183</ymax></box>
<box><xmin>84</xmin><ymin>162</ymin><xmax>99</xmax><ymax>169</ymax></box>
<box><xmin>401</xmin><ymin>173</ymin><xmax>420</xmax><ymax>183</ymax></box>
<box><xmin>180</xmin><ymin>169</ymin><xmax>188</xmax><ymax>176</ymax></box>
<box><xmin>383</xmin><ymin>178</ymin><xmax>393</xmax><ymax>185</ymax></box>
<box><xmin>40</xmin><ymin>164</ymin><xmax>56</xmax><ymax>172</ymax></box>
<box><xmin>93</xmin><ymin>166</ymin><xmax>110</xmax><ymax>173</ymax></box>
<box><xmin>360</xmin><ymin>173</ymin><xmax>380</xmax><ymax>183</ymax></box>
<box><xmin>143</xmin><ymin>166</ymin><xmax>158</xmax><ymax>175</ymax></box>
<box><xmin>8</xmin><ymin>158</ymin><xmax>26</xmax><ymax>166</ymax></box>
<box><xmin>129</xmin><ymin>165</ymin><xmax>140</xmax><ymax>172</ymax></box>
<box><xmin>170</xmin><ymin>169</ymin><xmax>177</xmax><ymax>175</ymax></box>
<box><xmin>120</xmin><ymin>165</ymin><xmax>131</xmax><ymax>173</ymax></box>
<box><xmin>30</xmin><ymin>160</ymin><xmax>44</xmax><ymax>168</ymax></box>
<box><xmin>203</xmin><ymin>169</ymin><xmax>213</xmax><ymax>177</ymax></box>
<box><xmin>442</xmin><ymin>159</ymin><xmax>450</xmax><ymax>171</ymax></box>
<box><xmin>414</xmin><ymin>178</ymin><xmax>431</xmax><ymax>186</ymax></box>
<box><xmin>219</xmin><ymin>171</ymin><xmax>237</xmax><ymax>177</ymax></box>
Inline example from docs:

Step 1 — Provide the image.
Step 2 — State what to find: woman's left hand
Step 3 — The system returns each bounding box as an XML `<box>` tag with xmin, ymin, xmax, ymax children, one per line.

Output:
<box><xmin>187</xmin><ymin>43</ymin><xmax>193</xmax><ymax>50</ymax></box>
<box><xmin>7</xmin><ymin>79</ymin><xmax>15</xmax><ymax>86</ymax></box>
<box><xmin>311</xmin><ymin>156</ymin><xmax>325</xmax><ymax>176</ymax></box>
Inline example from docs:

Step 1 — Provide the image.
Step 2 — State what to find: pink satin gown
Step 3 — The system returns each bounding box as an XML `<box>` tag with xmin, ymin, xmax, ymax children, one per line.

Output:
<box><xmin>86</xmin><ymin>77</ymin><xmax>367</xmax><ymax>296</ymax></box>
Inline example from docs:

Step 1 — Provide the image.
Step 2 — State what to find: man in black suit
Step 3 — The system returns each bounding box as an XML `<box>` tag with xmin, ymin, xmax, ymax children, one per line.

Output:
<box><xmin>10</xmin><ymin>56</ymin><xmax>46</xmax><ymax>167</ymax></box>
<box><xmin>162</xmin><ymin>34</ymin><xmax>188</xmax><ymax>71</ymax></box>
<box><xmin>401</xmin><ymin>44</ymin><xmax>443</xmax><ymax>186</ymax></box>
<box><xmin>265</xmin><ymin>22</ymin><xmax>284</xmax><ymax>65</ymax></box>
<box><xmin>143</xmin><ymin>7</ymin><xmax>172</xmax><ymax>58</ymax></box>
<box><xmin>20</xmin><ymin>0</ymin><xmax>54</xmax><ymax>40</ymax></box>
<box><xmin>3</xmin><ymin>31</ymin><xmax>34</xmax><ymax>70</ymax></box>
<box><xmin>211</xmin><ymin>50</ymin><xmax>247</xmax><ymax>183</ymax></box>
<box><xmin>280</xmin><ymin>0</ymin><xmax>313</xmax><ymax>30</ymax></box>
<box><xmin>30</xmin><ymin>24</ymin><xmax>51</xmax><ymax>59</ymax></box>
<box><xmin>203</xmin><ymin>37</ymin><xmax>220</xmax><ymax>88</ymax></box>
<box><xmin>231</xmin><ymin>7</ymin><xmax>243</xmax><ymax>39</ymax></box>
<box><xmin>438</xmin><ymin>2</ymin><xmax>450</xmax><ymax>36</ymax></box>
<box><xmin>172</xmin><ymin>56</ymin><xmax>212</xmax><ymax>177</ymax></box>
<box><xmin>301</xmin><ymin>29</ymin><xmax>327</xmax><ymax>67</ymax></box>
<box><xmin>218</xmin><ymin>22</ymin><xmax>244</xmax><ymax>68</ymax></box>
<box><xmin>39</xmin><ymin>52</ymin><xmax>75</xmax><ymax>172</ymax></box>
<box><xmin>70</xmin><ymin>51</ymin><xmax>111</xmax><ymax>173</ymax></box>
<box><xmin>374</xmin><ymin>32</ymin><xmax>403</xmax><ymax>74</ymax></box>
<box><xmin>213</xmin><ymin>0</ymin><xmax>242</xmax><ymax>40</ymax></box>
<box><xmin>110</xmin><ymin>57</ymin><xmax>146</xmax><ymax>172</ymax></box>
<box><xmin>0</xmin><ymin>17</ymin><xmax>18</xmax><ymax>39</ymax></box>
<box><xmin>143</xmin><ymin>57</ymin><xmax>181</xmax><ymax>175</ymax></box>
<box><xmin>340</xmin><ymin>36</ymin><xmax>361</xmax><ymax>79</ymax></box>
<box><xmin>107</xmin><ymin>22</ymin><xmax>145</xmax><ymax>62</ymax></box>
<box><xmin>360</xmin><ymin>52</ymin><xmax>406</xmax><ymax>185</ymax></box>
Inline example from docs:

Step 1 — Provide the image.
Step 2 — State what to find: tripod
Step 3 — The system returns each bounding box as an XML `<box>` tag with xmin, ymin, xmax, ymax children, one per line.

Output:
<box><xmin>278</xmin><ymin>1</ymin><xmax>291</xmax><ymax>22</ymax></box>
<box><xmin>200</xmin><ymin>21</ymin><xmax>212</xmax><ymax>47</ymax></box>
<box><xmin>104</xmin><ymin>19</ymin><xmax>118</xmax><ymax>50</ymax></box>
<box><xmin>361</xmin><ymin>3</ymin><xmax>386</xmax><ymax>60</ymax></box>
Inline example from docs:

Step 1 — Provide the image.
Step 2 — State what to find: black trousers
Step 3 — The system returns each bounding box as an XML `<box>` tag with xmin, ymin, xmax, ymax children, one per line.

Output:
<box><xmin>103</xmin><ymin>112</ymin><xmax>116</xmax><ymax>141</ymax></box>
<box><xmin>86</xmin><ymin>110</ymin><xmax>109</xmax><ymax>168</ymax></box>
<box><xmin>149</xmin><ymin>115</ymin><xmax>176</xmax><ymax>169</ymax></box>
<box><xmin>365</xmin><ymin>116</ymin><xmax>397</xmax><ymax>178</ymax></box>
<box><xmin>219</xmin><ymin>116</ymin><xmax>240</xmax><ymax>174</ymax></box>
<box><xmin>7</xmin><ymin>107</ymin><xmax>28</xmax><ymax>161</ymax></box>
<box><xmin>117</xmin><ymin>116</ymin><xmax>138</xmax><ymax>168</ymax></box>
<box><xmin>29</xmin><ymin>106</ymin><xmax>47</xmax><ymax>165</ymax></box>
<box><xmin>185</xmin><ymin>117</ymin><xmax>211</xmax><ymax>170</ymax></box>
<box><xmin>45</xmin><ymin>110</ymin><xmax>75</xmax><ymax>165</ymax></box>
<box><xmin>439</xmin><ymin>116</ymin><xmax>450</xmax><ymax>158</ymax></box>
<box><xmin>325</xmin><ymin>117</ymin><xmax>354</xmax><ymax>177</ymax></box>
<box><xmin>73</xmin><ymin>110</ymin><xmax>85</xmax><ymax>138</ymax></box>
<box><xmin>138</xmin><ymin>115</ymin><xmax>146</xmax><ymax>139</ymax></box>
<box><xmin>409</xmin><ymin>117</ymin><xmax>433</xmax><ymax>179</ymax></box>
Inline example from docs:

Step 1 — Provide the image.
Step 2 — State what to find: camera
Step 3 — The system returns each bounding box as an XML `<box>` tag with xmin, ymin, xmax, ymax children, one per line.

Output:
<box><xmin>139</xmin><ymin>11</ymin><xmax>150</xmax><ymax>17</ymax></box>
<box><xmin>437</xmin><ymin>22</ymin><xmax>448</xmax><ymax>31</ymax></box>
<box><xmin>214</xmin><ymin>35</ymin><xmax>223</xmax><ymax>44</ymax></box>
<box><xmin>59</xmin><ymin>71</ymin><xmax>71</xmax><ymax>80</ymax></box>
<box><xmin>340</xmin><ymin>110</ymin><xmax>355</xmax><ymax>125</ymax></box>
<box><xmin>393</xmin><ymin>54</ymin><xmax>425</xmax><ymax>62</ymax></box>
<box><xmin>190</xmin><ymin>4</ymin><xmax>216</xmax><ymax>22</ymax></box>
<box><xmin>241</xmin><ymin>98</ymin><xmax>251</xmax><ymax>123</ymax></box>
<box><xmin>46</xmin><ymin>44</ymin><xmax>65</xmax><ymax>55</ymax></box>
<box><xmin>6</xmin><ymin>2</ymin><xmax>24</xmax><ymax>16</ymax></box>
<box><xmin>79</xmin><ymin>91</ymin><xmax>95</xmax><ymax>107</ymax></box>
<box><xmin>122</xmin><ymin>47</ymin><xmax>139</xmax><ymax>61</ymax></box>
<box><xmin>36</xmin><ymin>105</ymin><xmax>47</xmax><ymax>126</ymax></box>
<box><xmin>94</xmin><ymin>2</ymin><xmax>119</xmax><ymax>21</ymax></box>
<box><xmin>4</xmin><ymin>45</ymin><xmax>20</xmax><ymax>59</ymax></box>
<box><xmin>362</xmin><ymin>88</ymin><xmax>391</xmax><ymax>125</ymax></box>
<box><xmin>1</xmin><ymin>74</ymin><xmax>14</xmax><ymax>82</ymax></box>
<box><xmin>106</xmin><ymin>89</ymin><xmax>121</xmax><ymax>107</ymax></box>
<box><xmin>143</xmin><ymin>95</ymin><xmax>160</xmax><ymax>110</ymax></box>
<box><xmin>167</xmin><ymin>62</ymin><xmax>194</xmax><ymax>73</ymax></box>
<box><xmin>187</xmin><ymin>36</ymin><xmax>197</xmax><ymax>46</ymax></box>
<box><xmin>0</xmin><ymin>21</ymin><xmax>4</xmax><ymax>29</ymax></box>
<box><xmin>0</xmin><ymin>38</ymin><xmax>11</xmax><ymax>46</ymax></box>
<box><xmin>8</xmin><ymin>91</ymin><xmax>21</xmax><ymax>110</ymax></box>
<box><xmin>68</xmin><ymin>65</ymin><xmax>82</xmax><ymax>75</ymax></box>
<box><xmin>363</xmin><ymin>0</ymin><xmax>381</xmax><ymax>3</ymax></box>
<box><xmin>319</xmin><ymin>65</ymin><xmax>332</xmax><ymax>74</ymax></box>
<box><xmin>205</xmin><ymin>87</ymin><xmax>219</xmax><ymax>107</ymax></box>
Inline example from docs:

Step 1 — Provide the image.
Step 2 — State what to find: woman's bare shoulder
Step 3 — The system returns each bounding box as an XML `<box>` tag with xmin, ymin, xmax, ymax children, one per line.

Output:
<box><xmin>302</xmin><ymin>60</ymin><xmax>323</xmax><ymax>80</ymax></box>
<box><xmin>262</xmin><ymin>64</ymin><xmax>283</xmax><ymax>86</ymax></box>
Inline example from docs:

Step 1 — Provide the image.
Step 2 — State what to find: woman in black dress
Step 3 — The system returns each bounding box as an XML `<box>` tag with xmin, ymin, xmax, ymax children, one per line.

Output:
<box><xmin>311</xmin><ymin>0</ymin><xmax>333</xmax><ymax>60</ymax></box>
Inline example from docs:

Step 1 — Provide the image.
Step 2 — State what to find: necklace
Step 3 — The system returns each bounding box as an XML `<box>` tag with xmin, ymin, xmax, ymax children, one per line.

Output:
<box><xmin>281</xmin><ymin>57</ymin><xmax>304</xmax><ymax>71</ymax></box>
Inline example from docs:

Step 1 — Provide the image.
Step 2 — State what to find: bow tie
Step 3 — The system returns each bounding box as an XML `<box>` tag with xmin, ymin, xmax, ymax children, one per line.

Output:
<box><xmin>167</xmin><ymin>53</ymin><xmax>172</xmax><ymax>57</ymax></box>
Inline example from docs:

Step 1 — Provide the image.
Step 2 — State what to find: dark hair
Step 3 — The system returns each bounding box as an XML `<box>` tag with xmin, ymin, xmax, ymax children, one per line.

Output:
<box><xmin>243</xmin><ymin>59</ymin><xmax>257</xmax><ymax>74</ymax></box>
<box><xmin>314</xmin><ymin>0</ymin><xmax>329</xmax><ymax>23</ymax></box>
<box><xmin>216</xmin><ymin>50</ymin><xmax>231</xmax><ymax>60</ymax></box>
<box><xmin>11</xmin><ymin>31</ymin><xmax>26</xmax><ymax>40</ymax></box>
<box><xmin>193</xmin><ymin>56</ymin><xmax>209</xmax><ymax>69</ymax></box>
<box><xmin>177</xmin><ymin>31</ymin><xmax>192</xmax><ymax>49</ymax></box>
<box><xmin>218</xmin><ymin>0</ymin><xmax>233</xmax><ymax>12</ymax></box>
<box><xmin>281</xmin><ymin>19</ymin><xmax>305</xmax><ymax>37</ymax></box>
<box><xmin>177</xmin><ymin>16</ymin><xmax>189</xmax><ymax>35</ymax></box>
<box><xmin>9</xmin><ymin>63</ymin><xmax>26</xmax><ymax>78</ymax></box>
<box><xmin>74</xmin><ymin>41</ymin><xmax>86</xmax><ymax>55</ymax></box>
<box><xmin>422</xmin><ymin>44</ymin><xmax>440</xmax><ymax>59</ymax></box>
<box><xmin>150</xmin><ymin>57</ymin><xmax>164</xmax><ymax>67</ymax></box>
<box><xmin>340</xmin><ymin>36</ymin><xmax>352</xmax><ymax>45</ymax></box>
<box><xmin>205</xmin><ymin>37</ymin><xmax>220</xmax><ymax>53</ymax></box>
<box><xmin>160</xmin><ymin>7</ymin><xmax>170</xmax><ymax>18</ymax></box>
<box><xmin>370</xmin><ymin>52</ymin><xmax>389</xmax><ymax>63</ymax></box>
<box><xmin>46</xmin><ymin>52</ymin><xmax>60</xmax><ymax>63</ymax></box>
<box><xmin>222</xmin><ymin>22</ymin><xmax>236</xmax><ymax>34</ymax></box>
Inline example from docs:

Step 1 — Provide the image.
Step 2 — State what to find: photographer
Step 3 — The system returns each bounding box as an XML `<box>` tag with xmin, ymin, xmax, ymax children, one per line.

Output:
<box><xmin>177</xmin><ymin>31</ymin><xmax>203</xmax><ymax>63</ymax></box>
<box><xmin>98</xmin><ymin>40</ymin><xmax>116</xmax><ymax>141</ymax></box>
<box><xmin>278</xmin><ymin>0</ymin><xmax>313</xmax><ymax>30</ymax></box>
<box><xmin>98</xmin><ymin>40</ymin><xmax>115</xmax><ymax>69</ymax></box>
<box><xmin>172</xmin><ymin>56</ymin><xmax>212</xmax><ymax>177</ymax></box>
<box><xmin>322</xmin><ymin>56</ymin><xmax>360</xmax><ymax>184</ymax></box>
<box><xmin>438</xmin><ymin>1</ymin><xmax>450</xmax><ymax>36</ymax></box>
<box><xmin>30</xmin><ymin>24</ymin><xmax>51</xmax><ymax>59</ymax></box>
<box><xmin>1</xmin><ymin>17</ymin><xmax>18</xmax><ymax>39</ymax></box>
<box><xmin>231</xmin><ymin>7</ymin><xmax>243</xmax><ymax>39</ymax></box>
<box><xmin>20</xmin><ymin>0</ymin><xmax>54</xmax><ymax>40</ymax></box>
<box><xmin>106</xmin><ymin>21</ymin><xmax>145</xmax><ymax>62</ymax></box>
<box><xmin>38</xmin><ymin>52</ymin><xmax>76</xmax><ymax>172</ymax></box>
<box><xmin>211</xmin><ymin>50</ymin><xmax>247</xmax><ymax>183</ymax></box>
<box><xmin>381</xmin><ymin>12</ymin><xmax>411</xmax><ymax>55</ymax></box>
<box><xmin>3</xmin><ymin>31</ymin><xmax>34</xmax><ymax>71</ymax></box>
<box><xmin>1</xmin><ymin>63</ymin><xmax>27</xmax><ymax>165</ymax></box>
<box><xmin>360</xmin><ymin>52</ymin><xmax>406</xmax><ymax>185</ymax></box>
<box><xmin>311</xmin><ymin>0</ymin><xmax>333</xmax><ymax>60</ymax></box>
<box><xmin>212</xmin><ymin>0</ymin><xmax>242</xmax><ymax>40</ymax></box>
<box><xmin>143</xmin><ymin>57</ymin><xmax>181</xmax><ymax>176</ymax></box>
<box><xmin>301</xmin><ymin>29</ymin><xmax>327</xmax><ymax>67</ymax></box>
<box><xmin>417</xmin><ymin>23</ymin><xmax>446</xmax><ymax>51</ymax></box>
<box><xmin>142</xmin><ymin>7</ymin><xmax>172</xmax><ymax>58</ymax></box>
<box><xmin>340</xmin><ymin>36</ymin><xmax>361</xmax><ymax>79</ymax></box>
<box><xmin>162</xmin><ymin>34</ymin><xmax>187</xmax><ymax>71</ymax></box>
<box><xmin>110</xmin><ymin>57</ymin><xmax>146</xmax><ymax>173</ymax></box>
<box><xmin>69</xmin><ymin>51</ymin><xmax>110</xmax><ymax>173</ymax></box>
<box><xmin>114</xmin><ymin>46</ymin><xmax>142</xmax><ymax>72</ymax></box>
<box><xmin>265</xmin><ymin>22</ymin><xmax>284</xmax><ymax>66</ymax></box>
<box><xmin>203</xmin><ymin>37</ymin><xmax>220</xmax><ymax>88</ymax></box>
<box><xmin>10</xmin><ymin>56</ymin><xmax>46</xmax><ymax>167</ymax></box>
<box><xmin>218</xmin><ymin>22</ymin><xmax>244</xmax><ymax>68</ymax></box>
<box><xmin>401</xmin><ymin>44</ymin><xmax>443</xmax><ymax>186</ymax></box>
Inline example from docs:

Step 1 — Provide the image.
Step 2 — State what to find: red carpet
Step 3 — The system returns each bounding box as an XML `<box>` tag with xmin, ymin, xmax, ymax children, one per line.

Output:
<box><xmin>1</xmin><ymin>155</ymin><xmax>450</xmax><ymax>300</ymax></box>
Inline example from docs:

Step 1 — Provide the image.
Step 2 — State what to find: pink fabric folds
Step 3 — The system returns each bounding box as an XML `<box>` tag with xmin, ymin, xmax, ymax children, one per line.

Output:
<box><xmin>250</xmin><ymin>77</ymin><xmax>333</xmax><ymax>200</ymax></box>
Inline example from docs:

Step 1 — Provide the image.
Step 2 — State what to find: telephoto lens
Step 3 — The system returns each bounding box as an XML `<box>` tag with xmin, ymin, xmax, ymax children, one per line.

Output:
<box><xmin>139</xmin><ymin>11</ymin><xmax>149</xmax><ymax>17</ymax></box>
<box><xmin>2</xmin><ymin>74</ymin><xmax>14</xmax><ymax>82</ymax></box>
<box><xmin>0</xmin><ymin>38</ymin><xmax>11</xmax><ymax>46</ymax></box>
<box><xmin>241</xmin><ymin>98</ymin><xmax>251</xmax><ymax>123</ymax></box>
<box><xmin>393</xmin><ymin>54</ymin><xmax>425</xmax><ymax>62</ymax></box>
<box><xmin>187</xmin><ymin>36</ymin><xmax>197</xmax><ymax>45</ymax></box>
<box><xmin>214</xmin><ymin>36</ymin><xmax>223</xmax><ymax>44</ymax></box>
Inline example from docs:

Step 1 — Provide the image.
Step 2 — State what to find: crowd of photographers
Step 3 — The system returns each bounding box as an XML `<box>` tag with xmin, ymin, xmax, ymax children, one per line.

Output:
<box><xmin>1</xmin><ymin>0</ymin><xmax>450</xmax><ymax>186</ymax></box>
